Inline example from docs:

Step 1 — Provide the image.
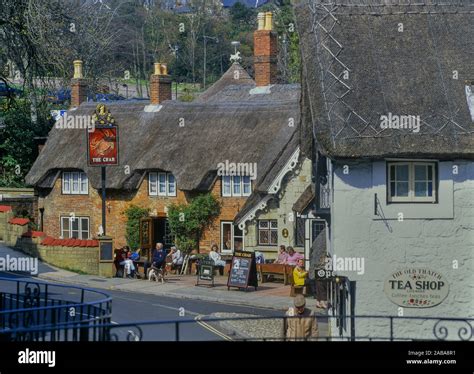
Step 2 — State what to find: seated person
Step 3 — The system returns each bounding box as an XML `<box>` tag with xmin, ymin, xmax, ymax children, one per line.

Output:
<box><xmin>209</xmin><ymin>244</ymin><xmax>225</xmax><ymax>275</ymax></box>
<box><xmin>274</xmin><ymin>245</ymin><xmax>288</xmax><ymax>264</ymax></box>
<box><xmin>286</xmin><ymin>246</ymin><xmax>304</xmax><ymax>266</ymax></box>
<box><xmin>120</xmin><ymin>246</ymin><xmax>136</xmax><ymax>278</ymax></box>
<box><xmin>143</xmin><ymin>243</ymin><xmax>167</xmax><ymax>277</ymax></box>
<box><xmin>168</xmin><ymin>246</ymin><xmax>183</xmax><ymax>273</ymax></box>
<box><xmin>293</xmin><ymin>259</ymin><xmax>315</xmax><ymax>295</ymax></box>
<box><xmin>114</xmin><ymin>249</ymin><xmax>125</xmax><ymax>277</ymax></box>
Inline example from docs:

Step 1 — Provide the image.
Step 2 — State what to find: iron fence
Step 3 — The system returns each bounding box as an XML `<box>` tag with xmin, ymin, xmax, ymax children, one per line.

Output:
<box><xmin>0</xmin><ymin>276</ymin><xmax>112</xmax><ymax>341</ymax></box>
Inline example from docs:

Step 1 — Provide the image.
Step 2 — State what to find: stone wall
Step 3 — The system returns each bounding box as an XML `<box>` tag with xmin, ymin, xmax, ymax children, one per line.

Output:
<box><xmin>329</xmin><ymin>160</ymin><xmax>474</xmax><ymax>340</ymax></box>
<box><xmin>20</xmin><ymin>236</ymin><xmax>100</xmax><ymax>275</ymax></box>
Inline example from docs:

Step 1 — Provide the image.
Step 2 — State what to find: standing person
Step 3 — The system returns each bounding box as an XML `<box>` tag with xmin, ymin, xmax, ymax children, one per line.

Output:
<box><xmin>143</xmin><ymin>243</ymin><xmax>167</xmax><ymax>277</ymax></box>
<box><xmin>209</xmin><ymin>244</ymin><xmax>226</xmax><ymax>275</ymax></box>
<box><xmin>274</xmin><ymin>245</ymin><xmax>288</xmax><ymax>264</ymax></box>
<box><xmin>285</xmin><ymin>295</ymin><xmax>319</xmax><ymax>341</ymax></box>
<box><xmin>286</xmin><ymin>246</ymin><xmax>304</xmax><ymax>266</ymax></box>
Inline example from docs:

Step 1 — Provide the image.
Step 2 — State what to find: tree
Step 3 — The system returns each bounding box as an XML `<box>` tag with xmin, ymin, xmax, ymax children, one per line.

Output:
<box><xmin>124</xmin><ymin>205</ymin><xmax>149</xmax><ymax>250</ymax></box>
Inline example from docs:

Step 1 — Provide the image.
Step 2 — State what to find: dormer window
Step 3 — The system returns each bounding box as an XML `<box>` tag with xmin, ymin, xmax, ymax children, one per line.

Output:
<box><xmin>222</xmin><ymin>176</ymin><xmax>251</xmax><ymax>197</ymax></box>
<box><xmin>62</xmin><ymin>172</ymin><xmax>88</xmax><ymax>195</ymax></box>
<box><xmin>149</xmin><ymin>172</ymin><xmax>176</xmax><ymax>197</ymax></box>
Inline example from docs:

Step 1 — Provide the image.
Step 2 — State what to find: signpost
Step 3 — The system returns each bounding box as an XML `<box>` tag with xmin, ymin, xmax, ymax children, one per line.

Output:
<box><xmin>196</xmin><ymin>258</ymin><xmax>215</xmax><ymax>287</ymax></box>
<box><xmin>227</xmin><ymin>251</ymin><xmax>258</xmax><ymax>291</ymax></box>
<box><xmin>87</xmin><ymin>104</ymin><xmax>118</xmax><ymax>236</ymax></box>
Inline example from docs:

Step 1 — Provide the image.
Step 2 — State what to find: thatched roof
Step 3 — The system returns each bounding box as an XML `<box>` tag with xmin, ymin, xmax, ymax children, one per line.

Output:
<box><xmin>26</xmin><ymin>64</ymin><xmax>301</xmax><ymax>191</ymax></box>
<box><xmin>294</xmin><ymin>0</ymin><xmax>474</xmax><ymax>159</ymax></box>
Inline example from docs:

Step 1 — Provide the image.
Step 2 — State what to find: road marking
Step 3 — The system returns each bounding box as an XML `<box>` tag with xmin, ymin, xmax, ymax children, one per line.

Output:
<box><xmin>194</xmin><ymin>314</ymin><xmax>232</xmax><ymax>341</ymax></box>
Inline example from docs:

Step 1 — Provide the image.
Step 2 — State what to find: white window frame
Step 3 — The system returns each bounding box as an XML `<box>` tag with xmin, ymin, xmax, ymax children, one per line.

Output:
<box><xmin>62</xmin><ymin>172</ymin><xmax>88</xmax><ymax>195</ymax></box>
<box><xmin>258</xmin><ymin>219</ymin><xmax>278</xmax><ymax>246</ymax></box>
<box><xmin>221</xmin><ymin>176</ymin><xmax>251</xmax><ymax>197</ymax></box>
<box><xmin>149</xmin><ymin>172</ymin><xmax>177</xmax><ymax>197</ymax></box>
<box><xmin>220</xmin><ymin>221</ymin><xmax>244</xmax><ymax>253</ymax></box>
<box><xmin>60</xmin><ymin>216</ymin><xmax>90</xmax><ymax>239</ymax></box>
<box><xmin>388</xmin><ymin>162</ymin><xmax>436</xmax><ymax>203</ymax></box>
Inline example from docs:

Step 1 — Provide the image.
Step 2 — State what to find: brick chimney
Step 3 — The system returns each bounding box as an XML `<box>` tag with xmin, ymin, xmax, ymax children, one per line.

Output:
<box><xmin>150</xmin><ymin>63</ymin><xmax>172</xmax><ymax>105</ymax></box>
<box><xmin>70</xmin><ymin>60</ymin><xmax>87</xmax><ymax>108</ymax></box>
<box><xmin>254</xmin><ymin>12</ymin><xmax>278</xmax><ymax>87</ymax></box>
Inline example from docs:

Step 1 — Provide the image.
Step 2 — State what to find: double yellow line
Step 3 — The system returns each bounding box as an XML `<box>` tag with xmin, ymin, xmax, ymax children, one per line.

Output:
<box><xmin>194</xmin><ymin>315</ymin><xmax>233</xmax><ymax>341</ymax></box>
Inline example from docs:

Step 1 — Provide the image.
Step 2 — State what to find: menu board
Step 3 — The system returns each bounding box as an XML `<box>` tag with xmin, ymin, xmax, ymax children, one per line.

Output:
<box><xmin>227</xmin><ymin>251</ymin><xmax>258</xmax><ymax>291</ymax></box>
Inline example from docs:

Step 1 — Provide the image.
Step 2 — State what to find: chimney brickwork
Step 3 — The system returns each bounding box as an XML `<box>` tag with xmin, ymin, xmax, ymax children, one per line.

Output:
<box><xmin>150</xmin><ymin>63</ymin><xmax>172</xmax><ymax>104</ymax></box>
<box><xmin>254</xmin><ymin>12</ymin><xmax>278</xmax><ymax>87</ymax></box>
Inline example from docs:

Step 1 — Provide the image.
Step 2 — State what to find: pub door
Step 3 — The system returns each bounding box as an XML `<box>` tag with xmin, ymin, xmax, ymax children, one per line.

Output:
<box><xmin>140</xmin><ymin>216</ymin><xmax>173</xmax><ymax>261</ymax></box>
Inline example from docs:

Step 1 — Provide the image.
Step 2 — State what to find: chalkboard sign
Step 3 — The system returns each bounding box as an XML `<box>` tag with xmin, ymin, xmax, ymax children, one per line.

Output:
<box><xmin>196</xmin><ymin>259</ymin><xmax>215</xmax><ymax>287</ymax></box>
<box><xmin>227</xmin><ymin>251</ymin><xmax>258</xmax><ymax>291</ymax></box>
<box><xmin>99</xmin><ymin>241</ymin><xmax>113</xmax><ymax>261</ymax></box>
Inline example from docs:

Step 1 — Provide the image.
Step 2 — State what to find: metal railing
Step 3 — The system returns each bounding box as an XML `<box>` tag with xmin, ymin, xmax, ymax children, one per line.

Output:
<box><xmin>1</xmin><ymin>313</ymin><xmax>472</xmax><ymax>342</ymax></box>
<box><xmin>0</xmin><ymin>276</ymin><xmax>112</xmax><ymax>341</ymax></box>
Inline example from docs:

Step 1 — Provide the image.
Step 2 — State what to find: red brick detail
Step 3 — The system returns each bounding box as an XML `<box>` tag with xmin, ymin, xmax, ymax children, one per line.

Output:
<box><xmin>254</xmin><ymin>30</ymin><xmax>278</xmax><ymax>86</ymax></box>
<box><xmin>0</xmin><ymin>205</ymin><xmax>12</xmax><ymax>212</ymax></box>
<box><xmin>9</xmin><ymin>218</ymin><xmax>30</xmax><ymax>226</ymax></box>
<box><xmin>150</xmin><ymin>75</ymin><xmax>172</xmax><ymax>104</ymax></box>
<box><xmin>40</xmin><ymin>236</ymin><xmax>99</xmax><ymax>247</ymax></box>
<box><xmin>22</xmin><ymin>231</ymin><xmax>46</xmax><ymax>238</ymax></box>
<box><xmin>71</xmin><ymin>79</ymin><xmax>87</xmax><ymax>107</ymax></box>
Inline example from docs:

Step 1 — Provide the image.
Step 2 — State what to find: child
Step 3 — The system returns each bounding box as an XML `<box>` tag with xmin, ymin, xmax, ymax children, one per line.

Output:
<box><xmin>293</xmin><ymin>259</ymin><xmax>315</xmax><ymax>299</ymax></box>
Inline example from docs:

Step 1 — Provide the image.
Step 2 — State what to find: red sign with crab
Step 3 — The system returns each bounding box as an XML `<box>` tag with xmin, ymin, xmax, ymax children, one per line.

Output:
<box><xmin>87</xmin><ymin>126</ymin><xmax>119</xmax><ymax>166</ymax></box>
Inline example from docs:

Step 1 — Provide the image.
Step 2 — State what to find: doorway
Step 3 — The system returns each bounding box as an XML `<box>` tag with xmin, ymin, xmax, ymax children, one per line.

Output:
<box><xmin>140</xmin><ymin>216</ymin><xmax>174</xmax><ymax>261</ymax></box>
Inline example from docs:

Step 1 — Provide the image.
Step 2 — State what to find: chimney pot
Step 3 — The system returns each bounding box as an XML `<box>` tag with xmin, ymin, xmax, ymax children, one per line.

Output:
<box><xmin>154</xmin><ymin>62</ymin><xmax>162</xmax><ymax>75</ymax></box>
<box><xmin>264</xmin><ymin>12</ymin><xmax>273</xmax><ymax>31</ymax></box>
<box><xmin>73</xmin><ymin>60</ymin><xmax>83</xmax><ymax>79</ymax></box>
<box><xmin>257</xmin><ymin>12</ymin><xmax>265</xmax><ymax>30</ymax></box>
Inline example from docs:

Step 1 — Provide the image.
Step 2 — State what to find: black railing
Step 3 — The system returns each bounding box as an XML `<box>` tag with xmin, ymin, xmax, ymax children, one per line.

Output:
<box><xmin>2</xmin><ymin>314</ymin><xmax>472</xmax><ymax>342</ymax></box>
<box><xmin>0</xmin><ymin>276</ymin><xmax>112</xmax><ymax>341</ymax></box>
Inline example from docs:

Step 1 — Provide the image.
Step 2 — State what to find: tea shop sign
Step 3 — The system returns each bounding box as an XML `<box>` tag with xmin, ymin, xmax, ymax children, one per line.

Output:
<box><xmin>383</xmin><ymin>268</ymin><xmax>449</xmax><ymax>308</ymax></box>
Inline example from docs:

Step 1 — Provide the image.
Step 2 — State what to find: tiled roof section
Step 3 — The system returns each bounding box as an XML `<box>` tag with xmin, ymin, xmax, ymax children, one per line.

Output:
<box><xmin>41</xmin><ymin>236</ymin><xmax>99</xmax><ymax>247</ymax></box>
<box><xmin>9</xmin><ymin>218</ymin><xmax>30</xmax><ymax>226</ymax></box>
<box><xmin>22</xmin><ymin>231</ymin><xmax>46</xmax><ymax>238</ymax></box>
<box><xmin>0</xmin><ymin>205</ymin><xmax>13</xmax><ymax>212</ymax></box>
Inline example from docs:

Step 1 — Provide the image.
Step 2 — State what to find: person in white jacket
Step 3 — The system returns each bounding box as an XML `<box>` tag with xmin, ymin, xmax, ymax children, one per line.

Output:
<box><xmin>169</xmin><ymin>246</ymin><xmax>183</xmax><ymax>273</ymax></box>
<box><xmin>209</xmin><ymin>244</ymin><xmax>226</xmax><ymax>267</ymax></box>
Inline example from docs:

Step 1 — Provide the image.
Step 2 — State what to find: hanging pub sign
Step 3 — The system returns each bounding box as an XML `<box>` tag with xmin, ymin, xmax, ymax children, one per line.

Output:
<box><xmin>87</xmin><ymin>104</ymin><xmax>119</xmax><ymax>166</ymax></box>
<box><xmin>227</xmin><ymin>250</ymin><xmax>258</xmax><ymax>291</ymax></box>
<box><xmin>383</xmin><ymin>268</ymin><xmax>449</xmax><ymax>308</ymax></box>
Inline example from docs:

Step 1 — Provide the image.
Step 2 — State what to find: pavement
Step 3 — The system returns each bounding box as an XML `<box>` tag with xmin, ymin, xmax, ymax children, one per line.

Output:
<box><xmin>0</xmin><ymin>242</ymin><xmax>323</xmax><ymax>313</ymax></box>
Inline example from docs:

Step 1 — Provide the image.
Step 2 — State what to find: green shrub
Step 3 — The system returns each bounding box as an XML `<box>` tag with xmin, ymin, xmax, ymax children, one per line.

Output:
<box><xmin>124</xmin><ymin>205</ymin><xmax>149</xmax><ymax>250</ymax></box>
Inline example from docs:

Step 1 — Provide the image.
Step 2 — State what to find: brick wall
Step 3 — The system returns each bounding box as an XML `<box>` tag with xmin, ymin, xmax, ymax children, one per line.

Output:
<box><xmin>38</xmin><ymin>173</ymin><xmax>249</xmax><ymax>252</ymax></box>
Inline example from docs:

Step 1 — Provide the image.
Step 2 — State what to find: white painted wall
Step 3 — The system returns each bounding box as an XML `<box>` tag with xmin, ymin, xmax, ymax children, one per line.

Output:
<box><xmin>329</xmin><ymin>159</ymin><xmax>474</xmax><ymax>340</ymax></box>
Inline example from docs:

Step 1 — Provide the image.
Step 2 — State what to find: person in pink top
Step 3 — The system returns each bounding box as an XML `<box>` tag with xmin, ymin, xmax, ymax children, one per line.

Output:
<box><xmin>286</xmin><ymin>246</ymin><xmax>303</xmax><ymax>266</ymax></box>
<box><xmin>274</xmin><ymin>245</ymin><xmax>288</xmax><ymax>264</ymax></box>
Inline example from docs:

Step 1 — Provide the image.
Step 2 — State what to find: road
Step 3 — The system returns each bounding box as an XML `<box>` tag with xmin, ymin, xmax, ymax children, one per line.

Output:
<box><xmin>0</xmin><ymin>244</ymin><xmax>283</xmax><ymax>341</ymax></box>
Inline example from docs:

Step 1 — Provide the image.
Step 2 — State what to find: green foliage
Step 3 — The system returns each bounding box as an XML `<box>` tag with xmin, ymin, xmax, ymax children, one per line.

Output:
<box><xmin>124</xmin><ymin>205</ymin><xmax>149</xmax><ymax>251</ymax></box>
<box><xmin>0</xmin><ymin>98</ymin><xmax>53</xmax><ymax>187</ymax></box>
<box><xmin>168</xmin><ymin>193</ymin><xmax>221</xmax><ymax>254</ymax></box>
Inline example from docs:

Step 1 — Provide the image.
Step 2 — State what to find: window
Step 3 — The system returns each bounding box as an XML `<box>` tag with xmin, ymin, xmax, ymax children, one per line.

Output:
<box><xmin>62</xmin><ymin>172</ymin><xmax>88</xmax><ymax>194</ymax></box>
<box><xmin>222</xmin><ymin>176</ymin><xmax>251</xmax><ymax>197</ymax></box>
<box><xmin>221</xmin><ymin>222</ymin><xmax>244</xmax><ymax>252</ymax></box>
<box><xmin>258</xmin><ymin>220</ymin><xmax>278</xmax><ymax>246</ymax></box>
<box><xmin>60</xmin><ymin>216</ymin><xmax>90</xmax><ymax>239</ymax></box>
<box><xmin>149</xmin><ymin>172</ymin><xmax>177</xmax><ymax>197</ymax></box>
<box><xmin>388</xmin><ymin>162</ymin><xmax>436</xmax><ymax>202</ymax></box>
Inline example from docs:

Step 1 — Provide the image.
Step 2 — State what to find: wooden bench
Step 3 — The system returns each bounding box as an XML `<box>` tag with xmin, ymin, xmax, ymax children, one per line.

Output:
<box><xmin>257</xmin><ymin>263</ymin><xmax>295</xmax><ymax>285</ymax></box>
